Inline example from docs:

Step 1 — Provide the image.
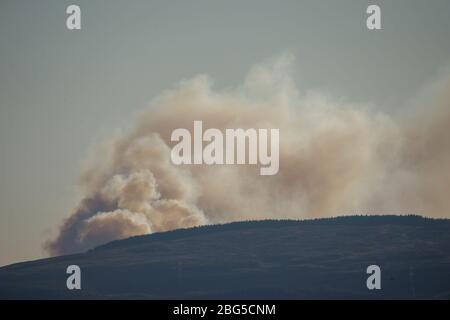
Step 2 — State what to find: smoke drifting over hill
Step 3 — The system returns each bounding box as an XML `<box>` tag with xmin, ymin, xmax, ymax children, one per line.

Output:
<box><xmin>45</xmin><ymin>55</ymin><xmax>450</xmax><ymax>256</ymax></box>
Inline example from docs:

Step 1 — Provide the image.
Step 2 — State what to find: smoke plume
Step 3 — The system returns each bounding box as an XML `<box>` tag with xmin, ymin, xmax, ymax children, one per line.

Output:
<box><xmin>45</xmin><ymin>55</ymin><xmax>450</xmax><ymax>256</ymax></box>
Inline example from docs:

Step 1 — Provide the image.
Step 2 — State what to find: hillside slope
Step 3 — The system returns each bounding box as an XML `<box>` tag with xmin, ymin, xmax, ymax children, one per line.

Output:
<box><xmin>1</xmin><ymin>216</ymin><xmax>450</xmax><ymax>299</ymax></box>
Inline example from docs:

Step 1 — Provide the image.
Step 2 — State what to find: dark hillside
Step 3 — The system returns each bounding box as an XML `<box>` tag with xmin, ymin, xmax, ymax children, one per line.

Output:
<box><xmin>1</xmin><ymin>216</ymin><xmax>450</xmax><ymax>299</ymax></box>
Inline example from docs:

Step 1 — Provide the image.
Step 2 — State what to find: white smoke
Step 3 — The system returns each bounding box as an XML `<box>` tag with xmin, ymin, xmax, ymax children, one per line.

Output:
<box><xmin>45</xmin><ymin>54</ymin><xmax>450</xmax><ymax>255</ymax></box>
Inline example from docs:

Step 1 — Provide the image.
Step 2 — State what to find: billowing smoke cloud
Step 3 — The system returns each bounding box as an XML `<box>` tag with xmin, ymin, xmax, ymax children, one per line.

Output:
<box><xmin>45</xmin><ymin>55</ymin><xmax>450</xmax><ymax>256</ymax></box>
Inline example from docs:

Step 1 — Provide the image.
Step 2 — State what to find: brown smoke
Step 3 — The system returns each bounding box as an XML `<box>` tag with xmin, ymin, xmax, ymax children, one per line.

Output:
<box><xmin>45</xmin><ymin>55</ymin><xmax>450</xmax><ymax>256</ymax></box>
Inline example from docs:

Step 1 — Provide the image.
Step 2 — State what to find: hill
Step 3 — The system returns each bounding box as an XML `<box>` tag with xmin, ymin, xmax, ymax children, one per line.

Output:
<box><xmin>1</xmin><ymin>215</ymin><xmax>450</xmax><ymax>299</ymax></box>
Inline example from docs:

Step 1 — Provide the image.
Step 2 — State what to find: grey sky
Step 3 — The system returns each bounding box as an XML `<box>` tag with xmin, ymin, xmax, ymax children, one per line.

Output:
<box><xmin>0</xmin><ymin>0</ymin><xmax>449</xmax><ymax>266</ymax></box>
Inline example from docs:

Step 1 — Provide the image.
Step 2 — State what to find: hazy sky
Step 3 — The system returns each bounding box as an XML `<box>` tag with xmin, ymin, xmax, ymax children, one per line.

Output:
<box><xmin>0</xmin><ymin>0</ymin><xmax>449</xmax><ymax>266</ymax></box>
